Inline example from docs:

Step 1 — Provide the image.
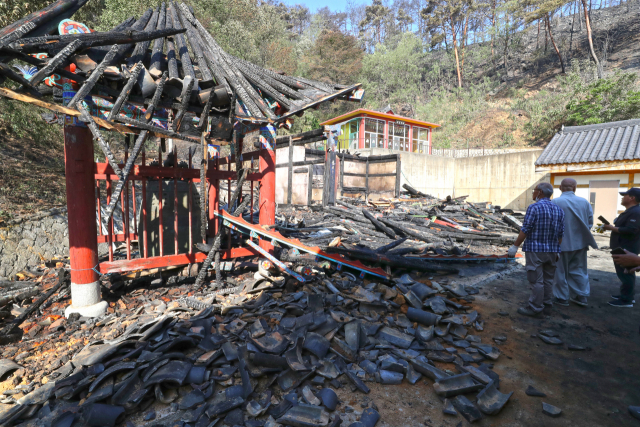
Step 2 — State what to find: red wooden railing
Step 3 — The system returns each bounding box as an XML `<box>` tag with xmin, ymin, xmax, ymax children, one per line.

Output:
<box><xmin>94</xmin><ymin>144</ymin><xmax>270</xmax><ymax>275</ymax></box>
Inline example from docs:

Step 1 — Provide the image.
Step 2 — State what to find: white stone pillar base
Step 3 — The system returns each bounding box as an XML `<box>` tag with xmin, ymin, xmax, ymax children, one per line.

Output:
<box><xmin>65</xmin><ymin>281</ymin><xmax>108</xmax><ymax>318</ymax></box>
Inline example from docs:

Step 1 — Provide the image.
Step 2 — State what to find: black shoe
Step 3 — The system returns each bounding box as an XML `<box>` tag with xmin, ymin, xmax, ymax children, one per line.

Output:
<box><xmin>554</xmin><ymin>298</ymin><xmax>569</xmax><ymax>307</ymax></box>
<box><xmin>608</xmin><ymin>299</ymin><xmax>634</xmax><ymax>308</ymax></box>
<box><xmin>611</xmin><ymin>295</ymin><xmax>635</xmax><ymax>303</ymax></box>
<box><xmin>517</xmin><ymin>307</ymin><xmax>542</xmax><ymax>317</ymax></box>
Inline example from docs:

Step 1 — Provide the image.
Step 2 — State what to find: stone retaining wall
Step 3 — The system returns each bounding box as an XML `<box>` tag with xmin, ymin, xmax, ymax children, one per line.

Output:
<box><xmin>0</xmin><ymin>208</ymin><xmax>69</xmax><ymax>279</ymax></box>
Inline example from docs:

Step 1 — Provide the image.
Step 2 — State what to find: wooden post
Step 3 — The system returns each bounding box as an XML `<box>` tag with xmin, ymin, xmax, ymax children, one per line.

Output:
<box><xmin>395</xmin><ymin>155</ymin><xmax>401</xmax><ymax>198</ymax></box>
<box><xmin>64</xmin><ymin>125</ymin><xmax>107</xmax><ymax>318</ymax></box>
<box><xmin>339</xmin><ymin>154</ymin><xmax>344</xmax><ymax>199</ymax></box>
<box><xmin>365</xmin><ymin>158</ymin><xmax>370</xmax><ymax>201</ymax></box>
<box><xmin>287</xmin><ymin>135</ymin><xmax>293</xmax><ymax>205</ymax></box>
<box><xmin>259</xmin><ymin>124</ymin><xmax>276</xmax><ymax>252</ymax></box>
<box><xmin>307</xmin><ymin>165</ymin><xmax>314</xmax><ymax>206</ymax></box>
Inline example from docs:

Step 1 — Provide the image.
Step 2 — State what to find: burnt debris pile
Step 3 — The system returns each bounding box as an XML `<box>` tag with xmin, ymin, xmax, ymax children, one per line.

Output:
<box><xmin>0</xmin><ymin>248</ymin><xmax>514</xmax><ymax>426</ymax></box>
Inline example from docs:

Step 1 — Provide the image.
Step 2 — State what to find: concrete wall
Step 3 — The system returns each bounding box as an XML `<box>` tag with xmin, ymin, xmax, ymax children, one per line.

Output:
<box><xmin>454</xmin><ymin>150</ymin><xmax>549</xmax><ymax>210</ymax></box>
<box><xmin>355</xmin><ymin>148</ymin><xmax>547</xmax><ymax>211</ymax></box>
<box><xmin>0</xmin><ymin>208</ymin><xmax>69</xmax><ymax>279</ymax></box>
<box><xmin>275</xmin><ymin>146</ymin><xmax>306</xmax><ymax>205</ymax></box>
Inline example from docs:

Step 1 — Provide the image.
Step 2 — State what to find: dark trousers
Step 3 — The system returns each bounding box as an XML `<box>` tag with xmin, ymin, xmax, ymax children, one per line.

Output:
<box><xmin>614</xmin><ymin>263</ymin><xmax>636</xmax><ymax>302</ymax></box>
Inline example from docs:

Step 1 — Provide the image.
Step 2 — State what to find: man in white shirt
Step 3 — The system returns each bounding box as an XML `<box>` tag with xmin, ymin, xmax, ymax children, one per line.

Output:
<box><xmin>551</xmin><ymin>178</ymin><xmax>598</xmax><ymax>306</ymax></box>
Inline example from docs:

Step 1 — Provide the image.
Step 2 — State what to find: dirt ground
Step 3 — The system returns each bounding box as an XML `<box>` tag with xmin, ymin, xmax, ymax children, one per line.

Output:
<box><xmin>337</xmin><ymin>234</ymin><xmax>640</xmax><ymax>426</ymax></box>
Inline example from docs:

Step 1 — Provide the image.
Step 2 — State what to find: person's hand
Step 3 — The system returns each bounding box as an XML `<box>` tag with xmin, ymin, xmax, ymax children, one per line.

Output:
<box><xmin>627</xmin><ymin>266</ymin><xmax>640</xmax><ymax>273</ymax></box>
<box><xmin>507</xmin><ymin>245</ymin><xmax>518</xmax><ymax>258</ymax></box>
<box><xmin>612</xmin><ymin>250</ymin><xmax>640</xmax><ymax>268</ymax></box>
<box><xmin>603</xmin><ymin>224</ymin><xmax>615</xmax><ymax>231</ymax></box>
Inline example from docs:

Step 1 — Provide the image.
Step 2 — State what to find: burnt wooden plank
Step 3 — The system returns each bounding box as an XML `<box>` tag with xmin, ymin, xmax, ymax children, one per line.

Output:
<box><xmin>233</xmin><ymin>56</ymin><xmax>307</xmax><ymax>101</ymax></box>
<box><xmin>173</xmin><ymin>74</ymin><xmax>194</xmax><ymax>131</ymax></box>
<box><xmin>164</xmin><ymin>5</ymin><xmax>180</xmax><ymax>83</ymax></box>
<box><xmin>275</xmin><ymin>128</ymin><xmax>325</xmax><ymax>144</ymax></box>
<box><xmin>168</xmin><ymin>2</ymin><xmax>197</xmax><ymax>84</ymax></box>
<box><xmin>76</xmin><ymin>103</ymin><xmax>123</xmax><ymax>179</ymax></box>
<box><xmin>102</xmin><ymin>72</ymin><xmax>168</xmax><ymax>224</ymax></box>
<box><xmin>395</xmin><ymin>157</ymin><xmax>401</xmax><ymax>198</ymax></box>
<box><xmin>29</xmin><ymin>39</ymin><xmax>82</xmax><ymax>86</ymax></box>
<box><xmin>107</xmin><ymin>62</ymin><xmax>143</xmax><ymax>121</ymax></box>
<box><xmin>287</xmin><ymin>136</ymin><xmax>293</xmax><ymax>205</ymax></box>
<box><xmin>0</xmin><ymin>0</ymin><xmax>78</xmax><ymax>39</ymax></box>
<box><xmin>307</xmin><ymin>166</ymin><xmax>314</xmax><ymax>206</ymax></box>
<box><xmin>67</xmin><ymin>44</ymin><xmax>120</xmax><ymax>108</ymax></box>
<box><xmin>176</xmin><ymin>2</ymin><xmax>213</xmax><ymax>86</ymax></box>
<box><xmin>365</xmin><ymin>158</ymin><xmax>369</xmax><ymax>199</ymax></box>
<box><xmin>148</xmin><ymin>3</ymin><xmax>166</xmax><ymax>78</ymax></box>
<box><xmin>126</xmin><ymin>5</ymin><xmax>160</xmax><ymax>67</ymax></box>
<box><xmin>177</xmin><ymin>4</ymin><xmax>231</xmax><ymax>97</ymax></box>
<box><xmin>180</xmin><ymin>5</ymin><xmax>267</xmax><ymax>118</ymax></box>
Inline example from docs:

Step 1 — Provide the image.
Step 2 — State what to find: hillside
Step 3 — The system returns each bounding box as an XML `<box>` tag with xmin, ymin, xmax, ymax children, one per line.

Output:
<box><xmin>0</xmin><ymin>1</ymin><xmax>639</xmax><ymax>214</ymax></box>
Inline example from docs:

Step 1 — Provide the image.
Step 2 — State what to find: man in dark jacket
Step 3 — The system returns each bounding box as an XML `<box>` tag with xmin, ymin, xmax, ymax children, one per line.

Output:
<box><xmin>604</xmin><ymin>187</ymin><xmax>640</xmax><ymax>307</ymax></box>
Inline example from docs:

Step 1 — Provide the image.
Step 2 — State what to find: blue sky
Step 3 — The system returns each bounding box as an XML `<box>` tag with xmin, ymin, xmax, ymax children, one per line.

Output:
<box><xmin>280</xmin><ymin>0</ymin><xmax>369</xmax><ymax>13</ymax></box>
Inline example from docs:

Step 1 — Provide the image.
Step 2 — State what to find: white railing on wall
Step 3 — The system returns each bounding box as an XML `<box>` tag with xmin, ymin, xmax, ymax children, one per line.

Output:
<box><xmin>430</xmin><ymin>148</ymin><xmax>541</xmax><ymax>158</ymax></box>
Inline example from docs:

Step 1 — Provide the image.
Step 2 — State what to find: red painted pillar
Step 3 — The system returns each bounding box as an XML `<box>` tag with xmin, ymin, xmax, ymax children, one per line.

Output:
<box><xmin>359</xmin><ymin>117</ymin><xmax>365</xmax><ymax>149</ymax></box>
<box><xmin>259</xmin><ymin>124</ymin><xmax>276</xmax><ymax>253</ymax></box>
<box><xmin>383</xmin><ymin>120</ymin><xmax>389</xmax><ymax>149</ymax></box>
<box><xmin>408</xmin><ymin>125</ymin><xmax>414</xmax><ymax>152</ymax></box>
<box><xmin>64</xmin><ymin>125</ymin><xmax>107</xmax><ymax>317</ymax></box>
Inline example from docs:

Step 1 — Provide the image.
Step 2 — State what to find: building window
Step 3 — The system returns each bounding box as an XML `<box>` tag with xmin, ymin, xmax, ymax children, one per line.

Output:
<box><xmin>338</xmin><ymin>120</ymin><xmax>359</xmax><ymax>150</ymax></box>
<box><xmin>388</xmin><ymin>122</ymin><xmax>409</xmax><ymax>151</ymax></box>
<box><xmin>412</xmin><ymin>127</ymin><xmax>429</xmax><ymax>153</ymax></box>
<box><xmin>364</xmin><ymin>118</ymin><xmax>385</xmax><ymax>149</ymax></box>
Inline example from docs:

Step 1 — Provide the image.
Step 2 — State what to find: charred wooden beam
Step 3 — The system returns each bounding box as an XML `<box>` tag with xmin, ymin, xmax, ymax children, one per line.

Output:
<box><xmin>198</xmin><ymin>80</ymin><xmax>217</xmax><ymax>131</ymax></box>
<box><xmin>126</xmin><ymin>5</ymin><xmax>160</xmax><ymax>68</ymax></box>
<box><xmin>375</xmin><ymin>237</ymin><xmax>408</xmax><ymax>254</ymax></box>
<box><xmin>114</xmin><ymin>115</ymin><xmax>197</xmax><ymax>141</ymax></box>
<box><xmin>148</xmin><ymin>3</ymin><xmax>166</xmax><ymax>78</ymax></box>
<box><xmin>179</xmin><ymin>4</ymin><xmax>267</xmax><ymax>117</ymax></box>
<box><xmin>275</xmin><ymin>128</ymin><xmax>325</xmax><ymax>144</ymax></box>
<box><xmin>176</xmin><ymin>2</ymin><xmax>213</xmax><ymax>87</ymax></box>
<box><xmin>173</xmin><ymin>74</ymin><xmax>194</xmax><ymax>131</ymax></box>
<box><xmin>29</xmin><ymin>39</ymin><xmax>82</xmax><ymax>86</ymax></box>
<box><xmin>0</xmin><ymin>0</ymin><xmax>80</xmax><ymax>39</ymax></box>
<box><xmin>403</xmin><ymin>183</ymin><xmax>428</xmax><ymax>198</ymax></box>
<box><xmin>107</xmin><ymin>61</ymin><xmax>143</xmax><ymax>121</ymax></box>
<box><xmin>0</xmin><ymin>46</ymin><xmax>88</xmax><ymax>83</ymax></box>
<box><xmin>0</xmin><ymin>22</ymin><xmax>36</xmax><ymax>48</ymax></box>
<box><xmin>67</xmin><ymin>44</ymin><xmax>120</xmax><ymax>108</ymax></box>
<box><xmin>13</xmin><ymin>27</ymin><xmax>185</xmax><ymax>54</ymax></box>
<box><xmin>102</xmin><ymin>72</ymin><xmax>168</xmax><ymax>224</ymax></box>
<box><xmin>324</xmin><ymin>247</ymin><xmax>458</xmax><ymax>273</ymax></box>
<box><xmin>362</xmin><ymin>209</ymin><xmax>397</xmax><ymax>239</ymax></box>
<box><xmin>177</xmin><ymin>4</ymin><xmax>231</xmax><ymax>96</ymax></box>
<box><xmin>232</xmin><ymin>56</ymin><xmax>307</xmax><ymax>101</ymax></box>
<box><xmin>231</xmin><ymin>59</ymin><xmax>291</xmax><ymax>110</ymax></box>
<box><xmin>195</xmin><ymin>168</ymin><xmax>249</xmax><ymax>287</ymax></box>
<box><xmin>164</xmin><ymin>7</ymin><xmax>180</xmax><ymax>84</ymax></box>
<box><xmin>169</xmin><ymin>2</ymin><xmax>197</xmax><ymax>85</ymax></box>
<box><xmin>106</xmin><ymin>8</ymin><xmax>152</xmax><ymax>65</ymax></box>
<box><xmin>77</xmin><ymin>103</ymin><xmax>123</xmax><ymax>179</ymax></box>
<box><xmin>85</xmin><ymin>16</ymin><xmax>135</xmax><ymax>60</ymax></box>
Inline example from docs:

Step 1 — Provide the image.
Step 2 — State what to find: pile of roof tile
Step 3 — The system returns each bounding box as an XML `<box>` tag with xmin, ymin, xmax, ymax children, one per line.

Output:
<box><xmin>0</xmin><ymin>257</ymin><xmax>513</xmax><ymax>426</ymax></box>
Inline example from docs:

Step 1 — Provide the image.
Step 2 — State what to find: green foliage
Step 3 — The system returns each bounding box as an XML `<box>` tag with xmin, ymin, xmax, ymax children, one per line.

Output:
<box><xmin>518</xmin><ymin>70</ymin><xmax>640</xmax><ymax>142</ymax></box>
<box><xmin>565</xmin><ymin>72</ymin><xmax>640</xmax><ymax>125</ymax></box>
<box><xmin>361</xmin><ymin>33</ymin><xmax>423</xmax><ymax>107</ymax></box>
<box><xmin>305</xmin><ymin>30</ymin><xmax>364</xmax><ymax>84</ymax></box>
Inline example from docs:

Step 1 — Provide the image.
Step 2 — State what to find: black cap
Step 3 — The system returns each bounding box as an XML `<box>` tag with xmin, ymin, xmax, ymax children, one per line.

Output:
<box><xmin>619</xmin><ymin>188</ymin><xmax>640</xmax><ymax>199</ymax></box>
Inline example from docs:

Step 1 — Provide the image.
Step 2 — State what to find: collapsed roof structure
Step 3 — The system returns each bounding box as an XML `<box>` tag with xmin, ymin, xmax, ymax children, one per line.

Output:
<box><xmin>0</xmin><ymin>0</ymin><xmax>364</xmax><ymax>145</ymax></box>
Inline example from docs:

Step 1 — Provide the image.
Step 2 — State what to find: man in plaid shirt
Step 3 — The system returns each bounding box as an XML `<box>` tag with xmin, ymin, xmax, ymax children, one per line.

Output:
<box><xmin>508</xmin><ymin>182</ymin><xmax>565</xmax><ymax>317</ymax></box>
